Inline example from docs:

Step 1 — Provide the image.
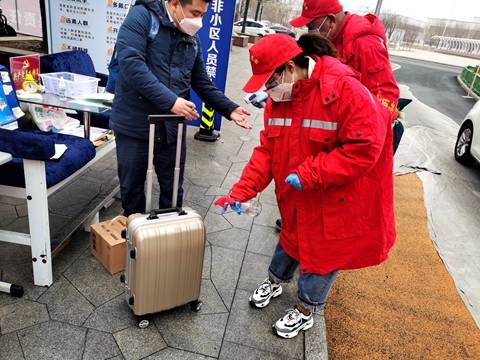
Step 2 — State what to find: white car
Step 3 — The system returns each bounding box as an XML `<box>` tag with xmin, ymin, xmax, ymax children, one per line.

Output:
<box><xmin>455</xmin><ymin>100</ymin><xmax>480</xmax><ymax>165</ymax></box>
<box><xmin>233</xmin><ymin>19</ymin><xmax>275</xmax><ymax>37</ymax></box>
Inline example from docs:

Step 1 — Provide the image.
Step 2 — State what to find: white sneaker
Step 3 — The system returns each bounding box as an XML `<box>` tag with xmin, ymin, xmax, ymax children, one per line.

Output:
<box><xmin>273</xmin><ymin>304</ymin><xmax>314</xmax><ymax>339</ymax></box>
<box><xmin>249</xmin><ymin>278</ymin><xmax>282</xmax><ymax>308</ymax></box>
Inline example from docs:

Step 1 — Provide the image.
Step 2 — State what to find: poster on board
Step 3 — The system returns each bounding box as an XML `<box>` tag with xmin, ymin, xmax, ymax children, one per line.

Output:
<box><xmin>47</xmin><ymin>0</ymin><xmax>235</xmax><ymax>130</ymax></box>
<box><xmin>47</xmin><ymin>0</ymin><xmax>131</xmax><ymax>74</ymax></box>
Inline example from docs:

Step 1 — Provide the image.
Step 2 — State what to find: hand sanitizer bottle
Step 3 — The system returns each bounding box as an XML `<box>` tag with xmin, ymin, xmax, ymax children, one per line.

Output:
<box><xmin>240</xmin><ymin>200</ymin><xmax>262</xmax><ymax>217</ymax></box>
<box><xmin>58</xmin><ymin>76</ymin><xmax>67</xmax><ymax>101</ymax></box>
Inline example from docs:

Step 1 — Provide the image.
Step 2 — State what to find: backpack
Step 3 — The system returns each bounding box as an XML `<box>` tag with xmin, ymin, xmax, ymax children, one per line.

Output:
<box><xmin>106</xmin><ymin>6</ymin><xmax>160</xmax><ymax>93</ymax></box>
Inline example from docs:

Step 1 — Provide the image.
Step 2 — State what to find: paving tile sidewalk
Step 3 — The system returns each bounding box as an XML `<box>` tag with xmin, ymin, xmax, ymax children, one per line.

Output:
<box><xmin>0</xmin><ymin>46</ymin><xmax>327</xmax><ymax>360</ymax></box>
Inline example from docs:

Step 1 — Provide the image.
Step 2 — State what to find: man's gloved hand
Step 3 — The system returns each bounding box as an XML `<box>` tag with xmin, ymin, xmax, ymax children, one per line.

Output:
<box><xmin>214</xmin><ymin>196</ymin><xmax>244</xmax><ymax>215</ymax></box>
<box><xmin>285</xmin><ymin>173</ymin><xmax>302</xmax><ymax>191</ymax></box>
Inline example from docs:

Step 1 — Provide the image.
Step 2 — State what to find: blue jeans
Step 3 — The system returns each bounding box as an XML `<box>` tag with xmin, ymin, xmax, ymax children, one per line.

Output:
<box><xmin>268</xmin><ymin>243</ymin><xmax>337</xmax><ymax>314</ymax></box>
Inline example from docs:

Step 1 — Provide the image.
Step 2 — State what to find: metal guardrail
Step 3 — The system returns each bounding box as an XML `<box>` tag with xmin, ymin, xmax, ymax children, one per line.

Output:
<box><xmin>432</xmin><ymin>36</ymin><xmax>480</xmax><ymax>57</ymax></box>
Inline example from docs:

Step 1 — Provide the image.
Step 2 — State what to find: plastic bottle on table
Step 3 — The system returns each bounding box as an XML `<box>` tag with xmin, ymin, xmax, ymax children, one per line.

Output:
<box><xmin>58</xmin><ymin>76</ymin><xmax>67</xmax><ymax>101</ymax></box>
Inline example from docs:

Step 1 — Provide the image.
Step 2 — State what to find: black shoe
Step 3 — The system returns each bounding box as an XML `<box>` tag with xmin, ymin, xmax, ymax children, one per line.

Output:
<box><xmin>275</xmin><ymin>219</ymin><xmax>282</xmax><ymax>232</ymax></box>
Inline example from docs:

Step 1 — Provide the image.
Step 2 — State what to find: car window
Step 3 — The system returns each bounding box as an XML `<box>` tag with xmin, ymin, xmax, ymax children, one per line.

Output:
<box><xmin>251</xmin><ymin>22</ymin><xmax>262</xmax><ymax>28</ymax></box>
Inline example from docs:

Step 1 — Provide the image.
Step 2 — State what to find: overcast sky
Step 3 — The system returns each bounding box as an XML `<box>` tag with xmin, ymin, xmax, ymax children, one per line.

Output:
<box><xmin>341</xmin><ymin>0</ymin><xmax>480</xmax><ymax>22</ymax></box>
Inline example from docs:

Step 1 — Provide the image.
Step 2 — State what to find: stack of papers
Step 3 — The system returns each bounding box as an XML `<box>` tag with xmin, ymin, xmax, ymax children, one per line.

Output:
<box><xmin>70</xmin><ymin>93</ymin><xmax>114</xmax><ymax>107</ymax></box>
<box><xmin>60</xmin><ymin>125</ymin><xmax>112</xmax><ymax>143</ymax></box>
<box><xmin>16</xmin><ymin>90</ymin><xmax>43</xmax><ymax>100</ymax></box>
<box><xmin>83</xmin><ymin>92</ymin><xmax>114</xmax><ymax>102</ymax></box>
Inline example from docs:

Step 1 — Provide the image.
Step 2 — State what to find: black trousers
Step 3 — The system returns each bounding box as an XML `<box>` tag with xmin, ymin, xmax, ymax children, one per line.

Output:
<box><xmin>115</xmin><ymin>131</ymin><xmax>186</xmax><ymax>216</ymax></box>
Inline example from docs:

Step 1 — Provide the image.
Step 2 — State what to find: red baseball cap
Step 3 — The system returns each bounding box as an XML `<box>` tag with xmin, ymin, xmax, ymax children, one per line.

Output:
<box><xmin>289</xmin><ymin>0</ymin><xmax>343</xmax><ymax>28</ymax></box>
<box><xmin>243</xmin><ymin>34</ymin><xmax>303</xmax><ymax>93</ymax></box>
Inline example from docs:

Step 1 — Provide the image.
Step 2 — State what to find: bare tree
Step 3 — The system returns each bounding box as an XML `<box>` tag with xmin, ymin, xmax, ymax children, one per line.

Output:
<box><xmin>401</xmin><ymin>21</ymin><xmax>423</xmax><ymax>49</ymax></box>
<box><xmin>262</xmin><ymin>0</ymin><xmax>295</xmax><ymax>26</ymax></box>
<box><xmin>381</xmin><ymin>11</ymin><xmax>402</xmax><ymax>41</ymax></box>
<box><xmin>402</xmin><ymin>29</ymin><xmax>417</xmax><ymax>49</ymax></box>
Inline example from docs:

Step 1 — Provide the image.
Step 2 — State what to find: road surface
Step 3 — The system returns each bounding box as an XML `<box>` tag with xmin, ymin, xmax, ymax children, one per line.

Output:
<box><xmin>392</xmin><ymin>55</ymin><xmax>476</xmax><ymax>124</ymax></box>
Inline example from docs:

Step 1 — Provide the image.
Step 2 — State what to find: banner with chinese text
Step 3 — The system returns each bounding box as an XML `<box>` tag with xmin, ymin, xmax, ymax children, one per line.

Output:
<box><xmin>47</xmin><ymin>0</ymin><xmax>235</xmax><ymax>130</ymax></box>
<box><xmin>190</xmin><ymin>0</ymin><xmax>236</xmax><ymax>131</ymax></box>
<box><xmin>47</xmin><ymin>0</ymin><xmax>132</xmax><ymax>74</ymax></box>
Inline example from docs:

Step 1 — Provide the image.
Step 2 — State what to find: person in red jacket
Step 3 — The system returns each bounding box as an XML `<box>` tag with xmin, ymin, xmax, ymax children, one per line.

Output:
<box><xmin>272</xmin><ymin>0</ymin><xmax>402</xmax><ymax>232</ymax></box>
<box><xmin>215</xmin><ymin>34</ymin><xmax>396</xmax><ymax>339</ymax></box>
<box><xmin>290</xmin><ymin>0</ymin><xmax>400</xmax><ymax>117</ymax></box>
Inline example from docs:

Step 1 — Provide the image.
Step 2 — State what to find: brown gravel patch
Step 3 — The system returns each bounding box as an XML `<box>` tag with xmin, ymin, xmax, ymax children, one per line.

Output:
<box><xmin>325</xmin><ymin>173</ymin><xmax>480</xmax><ymax>359</ymax></box>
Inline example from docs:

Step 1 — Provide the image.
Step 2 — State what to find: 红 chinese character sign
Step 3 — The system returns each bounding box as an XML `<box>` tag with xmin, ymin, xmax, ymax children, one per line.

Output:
<box><xmin>47</xmin><ymin>0</ymin><xmax>131</xmax><ymax>74</ymax></box>
<box><xmin>190</xmin><ymin>0</ymin><xmax>236</xmax><ymax>131</ymax></box>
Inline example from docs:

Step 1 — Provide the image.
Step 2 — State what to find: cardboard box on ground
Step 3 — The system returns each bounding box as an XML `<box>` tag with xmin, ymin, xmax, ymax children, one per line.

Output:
<box><xmin>91</xmin><ymin>216</ymin><xmax>127</xmax><ymax>274</ymax></box>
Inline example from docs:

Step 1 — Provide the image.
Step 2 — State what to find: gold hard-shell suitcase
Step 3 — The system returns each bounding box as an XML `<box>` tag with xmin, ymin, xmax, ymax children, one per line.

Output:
<box><xmin>121</xmin><ymin>115</ymin><xmax>205</xmax><ymax>328</ymax></box>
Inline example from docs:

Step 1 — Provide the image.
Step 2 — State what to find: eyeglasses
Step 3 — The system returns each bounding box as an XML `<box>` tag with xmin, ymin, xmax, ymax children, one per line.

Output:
<box><xmin>266</xmin><ymin>70</ymin><xmax>286</xmax><ymax>89</ymax></box>
<box><xmin>265</xmin><ymin>76</ymin><xmax>281</xmax><ymax>90</ymax></box>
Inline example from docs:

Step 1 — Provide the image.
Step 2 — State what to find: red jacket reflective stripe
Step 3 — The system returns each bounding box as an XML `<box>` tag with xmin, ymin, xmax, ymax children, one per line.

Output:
<box><xmin>230</xmin><ymin>56</ymin><xmax>396</xmax><ymax>275</ymax></box>
<box><xmin>333</xmin><ymin>13</ymin><xmax>400</xmax><ymax>118</ymax></box>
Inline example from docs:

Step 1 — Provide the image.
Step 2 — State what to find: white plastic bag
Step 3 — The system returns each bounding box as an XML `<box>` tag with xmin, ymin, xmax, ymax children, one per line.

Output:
<box><xmin>28</xmin><ymin>104</ymin><xmax>80</xmax><ymax>132</ymax></box>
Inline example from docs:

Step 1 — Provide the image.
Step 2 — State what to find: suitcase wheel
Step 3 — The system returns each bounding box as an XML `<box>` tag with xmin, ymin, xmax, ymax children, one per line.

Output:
<box><xmin>190</xmin><ymin>300</ymin><xmax>203</xmax><ymax>312</ymax></box>
<box><xmin>138</xmin><ymin>319</ymin><xmax>150</xmax><ymax>329</ymax></box>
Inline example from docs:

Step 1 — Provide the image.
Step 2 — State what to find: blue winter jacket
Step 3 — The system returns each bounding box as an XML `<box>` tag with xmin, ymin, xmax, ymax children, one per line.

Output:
<box><xmin>109</xmin><ymin>0</ymin><xmax>238</xmax><ymax>142</ymax></box>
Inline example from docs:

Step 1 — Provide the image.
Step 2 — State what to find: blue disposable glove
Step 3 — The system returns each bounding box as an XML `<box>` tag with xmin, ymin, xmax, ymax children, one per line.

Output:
<box><xmin>230</xmin><ymin>201</ymin><xmax>244</xmax><ymax>215</ymax></box>
<box><xmin>285</xmin><ymin>173</ymin><xmax>302</xmax><ymax>191</ymax></box>
<box><xmin>214</xmin><ymin>196</ymin><xmax>245</xmax><ymax>215</ymax></box>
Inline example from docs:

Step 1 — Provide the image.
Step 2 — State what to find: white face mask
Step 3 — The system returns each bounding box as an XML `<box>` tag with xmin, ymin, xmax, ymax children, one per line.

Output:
<box><xmin>177</xmin><ymin>3</ymin><xmax>203</xmax><ymax>36</ymax></box>
<box><xmin>266</xmin><ymin>71</ymin><xmax>296</xmax><ymax>102</ymax></box>
<box><xmin>308</xmin><ymin>17</ymin><xmax>332</xmax><ymax>38</ymax></box>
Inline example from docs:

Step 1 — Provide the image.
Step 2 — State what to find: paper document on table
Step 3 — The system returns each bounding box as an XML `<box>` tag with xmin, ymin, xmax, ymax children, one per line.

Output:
<box><xmin>50</xmin><ymin>144</ymin><xmax>68</xmax><ymax>160</ymax></box>
<box><xmin>70</xmin><ymin>93</ymin><xmax>113</xmax><ymax>108</ymax></box>
<box><xmin>69</xmin><ymin>99</ymin><xmax>111</xmax><ymax>109</ymax></box>
<box><xmin>16</xmin><ymin>90</ymin><xmax>43</xmax><ymax>100</ymax></box>
<box><xmin>83</xmin><ymin>92</ymin><xmax>114</xmax><ymax>102</ymax></box>
<box><xmin>60</xmin><ymin>125</ymin><xmax>111</xmax><ymax>143</ymax></box>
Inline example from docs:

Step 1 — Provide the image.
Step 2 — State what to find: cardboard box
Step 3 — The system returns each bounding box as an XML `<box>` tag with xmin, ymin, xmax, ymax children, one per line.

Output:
<box><xmin>91</xmin><ymin>216</ymin><xmax>127</xmax><ymax>274</ymax></box>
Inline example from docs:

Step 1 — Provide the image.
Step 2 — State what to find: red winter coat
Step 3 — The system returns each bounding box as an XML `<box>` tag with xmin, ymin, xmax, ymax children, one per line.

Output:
<box><xmin>230</xmin><ymin>56</ymin><xmax>396</xmax><ymax>275</ymax></box>
<box><xmin>333</xmin><ymin>13</ymin><xmax>400</xmax><ymax>118</ymax></box>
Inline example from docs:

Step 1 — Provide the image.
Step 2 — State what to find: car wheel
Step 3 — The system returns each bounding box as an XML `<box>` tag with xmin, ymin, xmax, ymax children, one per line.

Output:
<box><xmin>455</xmin><ymin>121</ymin><xmax>475</xmax><ymax>166</ymax></box>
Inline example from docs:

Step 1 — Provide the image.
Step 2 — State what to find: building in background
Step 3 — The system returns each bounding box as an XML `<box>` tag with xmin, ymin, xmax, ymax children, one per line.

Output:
<box><xmin>381</xmin><ymin>11</ymin><xmax>480</xmax><ymax>49</ymax></box>
<box><xmin>0</xmin><ymin>0</ymin><xmax>42</xmax><ymax>37</ymax></box>
<box><xmin>424</xmin><ymin>18</ymin><xmax>480</xmax><ymax>45</ymax></box>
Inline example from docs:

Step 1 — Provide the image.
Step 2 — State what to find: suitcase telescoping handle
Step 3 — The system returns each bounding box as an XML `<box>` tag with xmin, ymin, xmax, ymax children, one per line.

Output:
<box><xmin>146</xmin><ymin>115</ymin><xmax>185</xmax><ymax>213</ymax></box>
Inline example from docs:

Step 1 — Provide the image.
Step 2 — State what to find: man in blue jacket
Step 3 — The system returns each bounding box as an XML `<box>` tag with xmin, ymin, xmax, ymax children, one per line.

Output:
<box><xmin>110</xmin><ymin>0</ymin><xmax>251</xmax><ymax>215</ymax></box>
